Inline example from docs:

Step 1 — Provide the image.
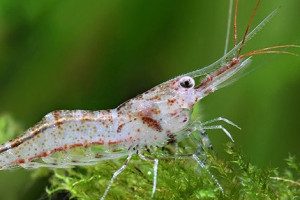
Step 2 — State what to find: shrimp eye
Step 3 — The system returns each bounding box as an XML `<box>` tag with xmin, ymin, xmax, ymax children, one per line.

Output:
<box><xmin>179</xmin><ymin>76</ymin><xmax>195</xmax><ymax>89</ymax></box>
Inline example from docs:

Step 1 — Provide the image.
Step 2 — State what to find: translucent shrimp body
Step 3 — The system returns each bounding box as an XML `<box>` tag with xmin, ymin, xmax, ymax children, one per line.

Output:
<box><xmin>0</xmin><ymin>110</ymin><xmax>118</xmax><ymax>168</ymax></box>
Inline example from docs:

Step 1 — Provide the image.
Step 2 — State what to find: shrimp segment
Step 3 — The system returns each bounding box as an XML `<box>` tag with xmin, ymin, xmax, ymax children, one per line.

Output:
<box><xmin>0</xmin><ymin>110</ymin><xmax>119</xmax><ymax>169</ymax></box>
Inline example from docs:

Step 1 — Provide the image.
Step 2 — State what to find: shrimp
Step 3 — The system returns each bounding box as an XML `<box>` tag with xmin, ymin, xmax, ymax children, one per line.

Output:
<box><xmin>0</xmin><ymin>0</ymin><xmax>298</xmax><ymax>199</ymax></box>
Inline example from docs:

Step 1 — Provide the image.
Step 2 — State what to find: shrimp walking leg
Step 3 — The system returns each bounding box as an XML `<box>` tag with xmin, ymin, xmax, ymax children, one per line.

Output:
<box><xmin>138</xmin><ymin>152</ymin><xmax>158</xmax><ymax>198</ymax></box>
<box><xmin>186</xmin><ymin>117</ymin><xmax>240</xmax><ymax>194</ymax></box>
<box><xmin>202</xmin><ymin>125</ymin><xmax>235</xmax><ymax>142</ymax></box>
<box><xmin>192</xmin><ymin>154</ymin><xmax>224</xmax><ymax>194</ymax></box>
<box><xmin>200</xmin><ymin>117</ymin><xmax>240</xmax><ymax>129</ymax></box>
<box><xmin>100</xmin><ymin>154</ymin><xmax>132</xmax><ymax>200</ymax></box>
<box><xmin>189</xmin><ymin>130</ymin><xmax>213</xmax><ymax>164</ymax></box>
<box><xmin>197</xmin><ymin>130</ymin><xmax>214</xmax><ymax>151</ymax></box>
<box><xmin>167</xmin><ymin>149</ymin><xmax>224</xmax><ymax>194</ymax></box>
<box><xmin>191</xmin><ymin>117</ymin><xmax>240</xmax><ymax>142</ymax></box>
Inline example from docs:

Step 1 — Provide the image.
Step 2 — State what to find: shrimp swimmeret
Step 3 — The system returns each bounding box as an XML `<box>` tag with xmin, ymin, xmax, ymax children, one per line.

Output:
<box><xmin>0</xmin><ymin>0</ymin><xmax>298</xmax><ymax>199</ymax></box>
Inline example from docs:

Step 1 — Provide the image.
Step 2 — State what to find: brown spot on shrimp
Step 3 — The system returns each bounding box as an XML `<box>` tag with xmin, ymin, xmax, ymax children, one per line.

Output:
<box><xmin>53</xmin><ymin>111</ymin><xmax>63</xmax><ymax>130</ymax></box>
<box><xmin>148</xmin><ymin>95</ymin><xmax>161</xmax><ymax>101</ymax></box>
<box><xmin>167</xmin><ymin>99</ymin><xmax>176</xmax><ymax>105</ymax></box>
<box><xmin>117</xmin><ymin>99</ymin><xmax>131</xmax><ymax>111</ymax></box>
<box><xmin>117</xmin><ymin>123</ymin><xmax>125</xmax><ymax>133</ymax></box>
<box><xmin>141</xmin><ymin>117</ymin><xmax>163</xmax><ymax>132</ymax></box>
<box><xmin>10</xmin><ymin>140</ymin><xmax>22</xmax><ymax>148</ymax></box>
<box><xmin>166</xmin><ymin>130</ymin><xmax>177</xmax><ymax>144</ymax></box>
<box><xmin>95</xmin><ymin>154</ymin><xmax>103</xmax><ymax>159</ymax></box>
<box><xmin>150</xmin><ymin>108</ymin><xmax>161</xmax><ymax>115</ymax></box>
<box><xmin>15</xmin><ymin>159</ymin><xmax>26</xmax><ymax>164</ymax></box>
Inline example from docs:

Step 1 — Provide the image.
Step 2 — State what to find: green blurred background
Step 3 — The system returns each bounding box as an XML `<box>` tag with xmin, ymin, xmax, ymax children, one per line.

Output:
<box><xmin>0</xmin><ymin>0</ymin><xmax>299</xmax><ymax>199</ymax></box>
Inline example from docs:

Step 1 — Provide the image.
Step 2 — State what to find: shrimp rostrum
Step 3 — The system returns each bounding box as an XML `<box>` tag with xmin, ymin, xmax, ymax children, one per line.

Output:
<box><xmin>0</xmin><ymin>0</ymin><xmax>298</xmax><ymax>199</ymax></box>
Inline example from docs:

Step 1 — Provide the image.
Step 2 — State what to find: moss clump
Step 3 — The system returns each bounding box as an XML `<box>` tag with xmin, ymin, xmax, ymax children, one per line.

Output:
<box><xmin>45</xmin><ymin>141</ymin><xmax>300</xmax><ymax>200</ymax></box>
<box><xmin>0</xmin><ymin>114</ymin><xmax>23</xmax><ymax>143</ymax></box>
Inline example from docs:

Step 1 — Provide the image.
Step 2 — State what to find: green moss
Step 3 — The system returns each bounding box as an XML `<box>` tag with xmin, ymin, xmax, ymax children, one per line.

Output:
<box><xmin>0</xmin><ymin>114</ymin><xmax>23</xmax><ymax>143</ymax></box>
<box><xmin>45</xmin><ymin>141</ymin><xmax>300</xmax><ymax>200</ymax></box>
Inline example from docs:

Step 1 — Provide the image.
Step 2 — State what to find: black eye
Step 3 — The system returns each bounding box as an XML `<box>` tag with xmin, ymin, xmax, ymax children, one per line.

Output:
<box><xmin>179</xmin><ymin>76</ymin><xmax>195</xmax><ymax>88</ymax></box>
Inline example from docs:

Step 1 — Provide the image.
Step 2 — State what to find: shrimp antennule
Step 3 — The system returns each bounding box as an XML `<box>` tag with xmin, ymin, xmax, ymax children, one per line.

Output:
<box><xmin>239</xmin><ymin>44</ymin><xmax>300</xmax><ymax>59</ymax></box>
<box><xmin>237</xmin><ymin>0</ymin><xmax>261</xmax><ymax>56</ymax></box>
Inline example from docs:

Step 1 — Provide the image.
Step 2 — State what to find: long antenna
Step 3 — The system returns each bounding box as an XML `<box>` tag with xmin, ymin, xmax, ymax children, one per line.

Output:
<box><xmin>224</xmin><ymin>0</ymin><xmax>234</xmax><ymax>55</ymax></box>
<box><xmin>239</xmin><ymin>45</ymin><xmax>299</xmax><ymax>59</ymax></box>
<box><xmin>238</xmin><ymin>0</ymin><xmax>261</xmax><ymax>56</ymax></box>
<box><xmin>234</xmin><ymin>0</ymin><xmax>239</xmax><ymax>47</ymax></box>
